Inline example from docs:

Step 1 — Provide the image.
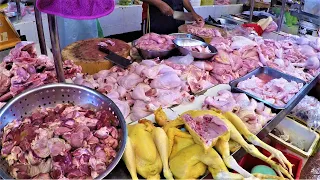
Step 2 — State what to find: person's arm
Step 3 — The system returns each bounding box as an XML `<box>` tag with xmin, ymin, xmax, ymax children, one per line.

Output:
<box><xmin>183</xmin><ymin>0</ymin><xmax>196</xmax><ymax>13</ymax></box>
<box><xmin>141</xmin><ymin>0</ymin><xmax>174</xmax><ymax>16</ymax></box>
<box><xmin>183</xmin><ymin>0</ymin><xmax>204</xmax><ymax>24</ymax></box>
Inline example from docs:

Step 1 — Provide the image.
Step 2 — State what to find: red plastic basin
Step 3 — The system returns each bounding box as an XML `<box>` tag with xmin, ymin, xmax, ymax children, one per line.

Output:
<box><xmin>237</xmin><ymin>147</ymin><xmax>303</xmax><ymax>179</ymax></box>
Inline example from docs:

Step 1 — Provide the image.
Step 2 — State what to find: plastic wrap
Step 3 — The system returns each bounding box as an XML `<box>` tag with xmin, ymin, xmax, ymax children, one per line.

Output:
<box><xmin>57</xmin><ymin>17</ymin><xmax>99</xmax><ymax>49</ymax></box>
<box><xmin>225</xmin><ymin>26</ymin><xmax>259</xmax><ymax>41</ymax></box>
<box><xmin>290</xmin><ymin>95</ymin><xmax>320</xmax><ymax>129</ymax></box>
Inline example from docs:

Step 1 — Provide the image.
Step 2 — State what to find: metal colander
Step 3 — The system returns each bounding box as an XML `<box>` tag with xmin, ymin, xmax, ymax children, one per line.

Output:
<box><xmin>0</xmin><ymin>83</ymin><xmax>127</xmax><ymax>179</ymax></box>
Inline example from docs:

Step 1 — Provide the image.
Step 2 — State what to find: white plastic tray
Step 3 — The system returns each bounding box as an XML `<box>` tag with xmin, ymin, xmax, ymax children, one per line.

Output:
<box><xmin>269</xmin><ymin>117</ymin><xmax>320</xmax><ymax>157</ymax></box>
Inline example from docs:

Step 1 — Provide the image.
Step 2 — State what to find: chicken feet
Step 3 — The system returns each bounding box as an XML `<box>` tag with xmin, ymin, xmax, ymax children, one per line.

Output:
<box><xmin>223</xmin><ymin>111</ymin><xmax>293</xmax><ymax>177</ymax></box>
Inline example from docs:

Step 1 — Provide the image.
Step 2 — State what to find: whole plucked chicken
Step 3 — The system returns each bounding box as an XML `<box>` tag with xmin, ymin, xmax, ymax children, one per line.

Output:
<box><xmin>157</xmin><ymin>109</ymin><xmax>293</xmax><ymax>180</ymax></box>
<box><xmin>123</xmin><ymin>120</ymin><xmax>174</xmax><ymax>180</ymax></box>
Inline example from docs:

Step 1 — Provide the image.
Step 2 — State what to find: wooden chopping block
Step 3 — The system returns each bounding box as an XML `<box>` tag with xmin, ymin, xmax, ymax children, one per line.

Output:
<box><xmin>62</xmin><ymin>38</ymin><xmax>130</xmax><ymax>75</ymax></box>
<box><xmin>178</xmin><ymin>24</ymin><xmax>227</xmax><ymax>44</ymax></box>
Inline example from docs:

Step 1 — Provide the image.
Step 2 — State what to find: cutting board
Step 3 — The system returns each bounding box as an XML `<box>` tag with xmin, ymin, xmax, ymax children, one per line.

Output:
<box><xmin>62</xmin><ymin>38</ymin><xmax>130</xmax><ymax>74</ymax></box>
<box><xmin>178</xmin><ymin>24</ymin><xmax>227</xmax><ymax>43</ymax></box>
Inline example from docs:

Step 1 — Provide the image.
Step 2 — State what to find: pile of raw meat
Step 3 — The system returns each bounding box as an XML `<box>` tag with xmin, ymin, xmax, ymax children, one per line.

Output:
<box><xmin>185</xmin><ymin>24</ymin><xmax>222</xmax><ymax>38</ymax></box>
<box><xmin>203</xmin><ymin>90</ymin><xmax>276</xmax><ymax>134</ymax></box>
<box><xmin>0</xmin><ymin>42</ymin><xmax>81</xmax><ymax>104</ymax></box>
<box><xmin>3</xmin><ymin>32</ymin><xmax>320</xmax><ymax>124</ymax></box>
<box><xmin>73</xmin><ymin>32</ymin><xmax>320</xmax><ymax>121</ymax></box>
<box><xmin>72</xmin><ymin>58</ymin><xmax>199</xmax><ymax>121</ymax></box>
<box><xmin>134</xmin><ymin>33</ymin><xmax>175</xmax><ymax>51</ymax></box>
<box><xmin>1</xmin><ymin>103</ymin><xmax>120</xmax><ymax>179</ymax></box>
<box><xmin>184</xmin><ymin>45</ymin><xmax>211</xmax><ymax>53</ymax></box>
<box><xmin>209</xmin><ymin>35</ymin><xmax>320</xmax><ymax>83</ymax></box>
<box><xmin>237</xmin><ymin>76</ymin><xmax>303</xmax><ymax>107</ymax></box>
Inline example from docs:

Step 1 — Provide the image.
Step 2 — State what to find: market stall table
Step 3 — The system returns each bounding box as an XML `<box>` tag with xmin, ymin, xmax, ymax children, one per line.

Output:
<box><xmin>1</xmin><ymin>6</ymin><xmax>320</xmax><ymax>178</ymax></box>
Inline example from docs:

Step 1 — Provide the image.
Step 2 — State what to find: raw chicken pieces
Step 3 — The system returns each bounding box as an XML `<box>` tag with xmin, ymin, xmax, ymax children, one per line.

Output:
<box><xmin>73</xmin><ymin>60</ymin><xmax>194</xmax><ymax>121</ymax></box>
<box><xmin>0</xmin><ymin>42</ymin><xmax>81</xmax><ymax>103</ymax></box>
<box><xmin>237</xmin><ymin>76</ymin><xmax>303</xmax><ymax>107</ymax></box>
<box><xmin>203</xmin><ymin>90</ymin><xmax>276</xmax><ymax>134</ymax></box>
<box><xmin>1</xmin><ymin>104</ymin><xmax>120</xmax><ymax>179</ymax></box>
<box><xmin>209</xmin><ymin>35</ymin><xmax>318</xmax><ymax>82</ymax></box>
<box><xmin>184</xmin><ymin>24</ymin><xmax>222</xmax><ymax>38</ymax></box>
<box><xmin>135</xmin><ymin>33</ymin><xmax>175</xmax><ymax>51</ymax></box>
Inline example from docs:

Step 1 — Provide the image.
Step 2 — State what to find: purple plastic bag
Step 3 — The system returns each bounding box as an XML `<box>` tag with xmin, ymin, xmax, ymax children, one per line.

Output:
<box><xmin>36</xmin><ymin>0</ymin><xmax>115</xmax><ymax>20</ymax></box>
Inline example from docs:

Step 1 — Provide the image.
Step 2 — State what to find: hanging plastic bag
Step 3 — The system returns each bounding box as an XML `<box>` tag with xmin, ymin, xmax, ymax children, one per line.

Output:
<box><xmin>36</xmin><ymin>0</ymin><xmax>115</xmax><ymax>20</ymax></box>
<box><xmin>57</xmin><ymin>17</ymin><xmax>99</xmax><ymax>49</ymax></box>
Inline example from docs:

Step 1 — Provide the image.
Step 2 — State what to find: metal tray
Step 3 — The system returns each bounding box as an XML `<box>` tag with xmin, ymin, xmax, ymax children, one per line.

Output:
<box><xmin>132</xmin><ymin>40</ymin><xmax>178</xmax><ymax>59</ymax></box>
<box><xmin>229</xmin><ymin>66</ymin><xmax>307</xmax><ymax>110</ymax></box>
<box><xmin>169</xmin><ymin>33</ymin><xmax>205</xmax><ymax>42</ymax></box>
<box><xmin>173</xmin><ymin>38</ymin><xmax>218</xmax><ymax>59</ymax></box>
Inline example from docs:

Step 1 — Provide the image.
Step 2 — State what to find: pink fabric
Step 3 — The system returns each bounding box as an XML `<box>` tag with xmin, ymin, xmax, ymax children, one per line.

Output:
<box><xmin>36</xmin><ymin>0</ymin><xmax>115</xmax><ymax>20</ymax></box>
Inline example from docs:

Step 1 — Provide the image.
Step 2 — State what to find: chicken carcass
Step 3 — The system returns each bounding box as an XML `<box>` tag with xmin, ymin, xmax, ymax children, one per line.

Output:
<box><xmin>123</xmin><ymin>120</ymin><xmax>173</xmax><ymax>179</ymax></box>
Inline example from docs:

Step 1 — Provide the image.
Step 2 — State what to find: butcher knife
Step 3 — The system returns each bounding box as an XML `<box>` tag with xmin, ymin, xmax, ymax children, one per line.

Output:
<box><xmin>99</xmin><ymin>46</ymin><xmax>133</xmax><ymax>69</ymax></box>
<box><xmin>173</xmin><ymin>11</ymin><xmax>194</xmax><ymax>21</ymax></box>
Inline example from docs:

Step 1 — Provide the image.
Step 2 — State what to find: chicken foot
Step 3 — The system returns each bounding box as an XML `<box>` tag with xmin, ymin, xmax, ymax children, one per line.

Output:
<box><xmin>222</xmin><ymin>111</ymin><xmax>293</xmax><ymax>179</ymax></box>
<box><xmin>223</xmin><ymin>112</ymin><xmax>293</xmax><ymax>175</ymax></box>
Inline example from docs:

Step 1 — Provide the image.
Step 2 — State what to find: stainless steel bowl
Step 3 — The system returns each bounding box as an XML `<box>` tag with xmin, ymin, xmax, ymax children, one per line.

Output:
<box><xmin>0</xmin><ymin>83</ymin><xmax>127</xmax><ymax>179</ymax></box>
<box><xmin>173</xmin><ymin>38</ymin><xmax>218</xmax><ymax>59</ymax></box>
<box><xmin>169</xmin><ymin>33</ymin><xmax>205</xmax><ymax>42</ymax></box>
<box><xmin>132</xmin><ymin>40</ymin><xmax>177</xmax><ymax>59</ymax></box>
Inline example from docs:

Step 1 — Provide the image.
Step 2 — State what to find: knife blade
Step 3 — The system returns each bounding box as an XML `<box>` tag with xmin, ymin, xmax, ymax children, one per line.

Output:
<box><xmin>99</xmin><ymin>46</ymin><xmax>133</xmax><ymax>69</ymax></box>
<box><xmin>173</xmin><ymin>11</ymin><xmax>194</xmax><ymax>21</ymax></box>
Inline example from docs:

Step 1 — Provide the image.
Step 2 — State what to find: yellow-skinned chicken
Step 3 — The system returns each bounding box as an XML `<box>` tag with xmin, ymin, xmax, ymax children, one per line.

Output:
<box><xmin>159</xmin><ymin>109</ymin><xmax>293</xmax><ymax>180</ymax></box>
<box><xmin>123</xmin><ymin>120</ymin><xmax>174</xmax><ymax>180</ymax></box>
<box><xmin>167</xmin><ymin>127</ymin><xmax>246</xmax><ymax>179</ymax></box>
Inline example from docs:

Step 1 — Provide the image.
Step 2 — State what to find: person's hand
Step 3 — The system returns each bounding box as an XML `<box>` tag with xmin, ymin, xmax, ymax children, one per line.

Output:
<box><xmin>158</xmin><ymin>1</ymin><xmax>174</xmax><ymax>16</ymax></box>
<box><xmin>192</xmin><ymin>12</ymin><xmax>204</xmax><ymax>24</ymax></box>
